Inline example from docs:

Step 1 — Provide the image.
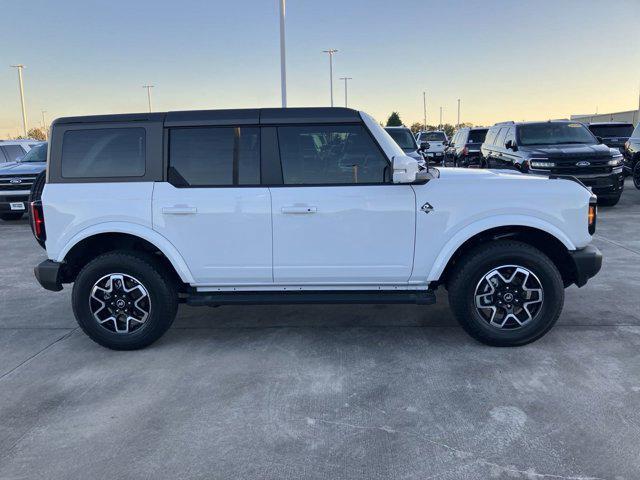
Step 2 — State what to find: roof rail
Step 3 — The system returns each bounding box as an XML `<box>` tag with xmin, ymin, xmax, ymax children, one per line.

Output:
<box><xmin>494</xmin><ymin>121</ymin><xmax>515</xmax><ymax>126</ymax></box>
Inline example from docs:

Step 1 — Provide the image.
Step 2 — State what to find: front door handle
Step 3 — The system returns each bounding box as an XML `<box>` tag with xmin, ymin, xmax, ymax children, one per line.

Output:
<box><xmin>162</xmin><ymin>205</ymin><xmax>197</xmax><ymax>215</ymax></box>
<box><xmin>281</xmin><ymin>205</ymin><xmax>317</xmax><ymax>214</ymax></box>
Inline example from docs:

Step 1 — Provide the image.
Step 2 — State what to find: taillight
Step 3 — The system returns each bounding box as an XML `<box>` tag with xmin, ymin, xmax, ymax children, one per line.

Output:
<box><xmin>30</xmin><ymin>200</ymin><xmax>46</xmax><ymax>242</ymax></box>
<box><xmin>461</xmin><ymin>146</ymin><xmax>469</xmax><ymax>156</ymax></box>
<box><xmin>588</xmin><ymin>198</ymin><xmax>597</xmax><ymax>235</ymax></box>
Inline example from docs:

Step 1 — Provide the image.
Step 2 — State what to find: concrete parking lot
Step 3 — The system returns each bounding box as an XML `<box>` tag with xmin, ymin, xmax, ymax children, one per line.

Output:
<box><xmin>0</xmin><ymin>180</ymin><xmax>639</xmax><ymax>480</ymax></box>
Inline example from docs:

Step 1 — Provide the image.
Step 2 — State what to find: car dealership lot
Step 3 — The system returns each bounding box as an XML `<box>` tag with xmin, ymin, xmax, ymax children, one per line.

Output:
<box><xmin>0</xmin><ymin>180</ymin><xmax>639</xmax><ymax>479</ymax></box>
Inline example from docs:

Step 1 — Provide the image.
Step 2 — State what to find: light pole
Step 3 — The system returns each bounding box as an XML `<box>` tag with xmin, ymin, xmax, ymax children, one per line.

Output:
<box><xmin>339</xmin><ymin>77</ymin><xmax>352</xmax><ymax>107</ymax></box>
<box><xmin>11</xmin><ymin>65</ymin><xmax>28</xmax><ymax>137</ymax></box>
<box><xmin>41</xmin><ymin>110</ymin><xmax>47</xmax><ymax>139</ymax></box>
<box><xmin>439</xmin><ymin>106</ymin><xmax>443</xmax><ymax>129</ymax></box>
<box><xmin>322</xmin><ymin>49</ymin><xmax>338</xmax><ymax>107</ymax></box>
<box><xmin>423</xmin><ymin>91</ymin><xmax>427</xmax><ymax>130</ymax></box>
<box><xmin>279</xmin><ymin>0</ymin><xmax>287</xmax><ymax>107</ymax></box>
<box><xmin>142</xmin><ymin>85</ymin><xmax>154</xmax><ymax>112</ymax></box>
<box><xmin>457</xmin><ymin>98</ymin><xmax>461</xmax><ymax>128</ymax></box>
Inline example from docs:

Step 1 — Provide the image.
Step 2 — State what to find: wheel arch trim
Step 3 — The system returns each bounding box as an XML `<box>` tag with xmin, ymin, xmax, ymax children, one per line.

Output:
<box><xmin>426</xmin><ymin>215</ymin><xmax>576</xmax><ymax>282</ymax></box>
<box><xmin>55</xmin><ymin>222</ymin><xmax>195</xmax><ymax>284</ymax></box>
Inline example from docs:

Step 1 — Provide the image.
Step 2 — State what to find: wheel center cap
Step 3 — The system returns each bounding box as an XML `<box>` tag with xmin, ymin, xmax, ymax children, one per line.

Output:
<box><xmin>503</xmin><ymin>292</ymin><xmax>514</xmax><ymax>302</ymax></box>
<box><xmin>116</xmin><ymin>299</ymin><xmax>126</xmax><ymax>308</ymax></box>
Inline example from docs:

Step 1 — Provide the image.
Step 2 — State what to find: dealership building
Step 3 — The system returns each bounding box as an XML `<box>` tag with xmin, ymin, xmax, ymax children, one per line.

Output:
<box><xmin>571</xmin><ymin>109</ymin><xmax>639</xmax><ymax>125</ymax></box>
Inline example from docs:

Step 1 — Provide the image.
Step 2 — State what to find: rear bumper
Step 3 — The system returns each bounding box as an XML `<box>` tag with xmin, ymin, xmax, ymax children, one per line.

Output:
<box><xmin>569</xmin><ymin>245</ymin><xmax>602</xmax><ymax>287</ymax></box>
<box><xmin>34</xmin><ymin>260</ymin><xmax>63</xmax><ymax>292</ymax></box>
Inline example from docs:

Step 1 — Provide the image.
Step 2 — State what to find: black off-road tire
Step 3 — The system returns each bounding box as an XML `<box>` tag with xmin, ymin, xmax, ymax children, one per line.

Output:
<box><xmin>633</xmin><ymin>161</ymin><xmax>640</xmax><ymax>190</ymax></box>
<box><xmin>1</xmin><ymin>212</ymin><xmax>24</xmax><ymax>221</ymax></box>
<box><xmin>447</xmin><ymin>240</ymin><xmax>564</xmax><ymax>347</ymax></box>
<box><xmin>72</xmin><ymin>251</ymin><xmax>178</xmax><ymax>350</ymax></box>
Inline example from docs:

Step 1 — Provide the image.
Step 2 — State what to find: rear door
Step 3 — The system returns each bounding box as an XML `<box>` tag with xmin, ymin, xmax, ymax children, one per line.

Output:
<box><xmin>152</xmin><ymin>125</ymin><xmax>272</xmax><ymax>286</ymax></box>
<box><xmin>268</xmin><ymin>123</ymin><xmax>416</xmax><ymax>285</ymax></box>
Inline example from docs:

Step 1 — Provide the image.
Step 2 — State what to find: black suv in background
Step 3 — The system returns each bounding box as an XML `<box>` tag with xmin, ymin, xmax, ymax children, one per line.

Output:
<box><xmin>587</xmin><ymin>122</ymin><xmax>634</xmax><ymax>153</ymax></box>
<box><xmin>444</xmin><ymin>127</ymin><xmax>488</xmax><ymax>167</ymax></box>
<box><xmin>481</xmin><ymin>121</ymin><xmax>625</xmax><ymax>206</ymax></box>
<box><xmin>623</xmin><ymin>122</ymin><xmax>640</xmax><ymax>189</ymax></box>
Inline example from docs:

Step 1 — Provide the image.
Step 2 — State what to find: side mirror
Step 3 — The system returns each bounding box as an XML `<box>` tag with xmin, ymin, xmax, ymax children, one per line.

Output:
<box><xmin>392</xmin><ymin>155</ymin><xmax>420</xmax><ymax>183</ymax></box>
<box><xmin>419</xmin><ymin>141</ymin><xmax>430</xmax><ymax>151</ymax></box>
<box><xmin>596</xmin><ymin>136</ymin><xmax>603</xmax><ymax>144</ymax></box>
<box><xmin>505</xmin><ymin>140</ymin><xmax>517</xmax><ymax>151</ymax></box>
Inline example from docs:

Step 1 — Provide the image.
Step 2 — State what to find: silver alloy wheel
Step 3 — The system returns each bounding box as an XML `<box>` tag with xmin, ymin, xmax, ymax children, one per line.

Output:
<box><xmin>89</xmin><ymin>273</ymin><xmax>151</xmax><ymax>334</ymax></box>
<box><xmin>474</xmin><ymin>265</ymin><xmax>543</xmax><ymax>329</ymax></box>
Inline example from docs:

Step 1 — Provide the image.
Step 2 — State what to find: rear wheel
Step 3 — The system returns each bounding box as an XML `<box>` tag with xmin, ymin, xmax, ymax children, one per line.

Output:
<box><xmin>448</xmin><ymin>240</ymin><xmax>564</xmax><ymax>346</ymax></box>
<box><xmin>72</xmin><ymin>251</ymin><xmax>178</xmax><ymax>350</ymax></box>
<box><xmin>633</xmin><ymin>161</ymin><xmax>640</xmax><ymax>190</ymax></box>
<box><xmin>1</xmin><ymin>212</ymin><xmax>24</xmax><ymax>221</ymax></box>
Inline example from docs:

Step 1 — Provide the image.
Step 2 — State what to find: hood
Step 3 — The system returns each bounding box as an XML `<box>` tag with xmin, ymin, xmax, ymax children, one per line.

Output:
<box><xmin>0</xmin><ymin>161</ymin><xmax>46</xmax><ymax>175</ymax></box>
<box><xmin>435</xmin><ymin>167</ymin><xmax>548</xmax><ymax>183</ymax></box>
<box><xmin>519</xmin><ymin>143</ymin><xmax>612</xmax><ymax>159</ymax></box>
<box><xmin>406</xmin><ymin>150</ymin><xmax>423</xmax><ymax>160</ymax></box>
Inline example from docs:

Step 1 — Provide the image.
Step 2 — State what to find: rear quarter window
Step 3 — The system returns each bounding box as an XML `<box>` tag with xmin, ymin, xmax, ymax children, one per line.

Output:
<box><xmin>61</xmin><ymin>128</ymin><xmax>146</xmax><ymax>178</ymax></box>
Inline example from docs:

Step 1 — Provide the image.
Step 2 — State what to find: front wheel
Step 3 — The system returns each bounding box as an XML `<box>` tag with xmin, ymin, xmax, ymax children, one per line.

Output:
<box><xmin>72</xmin><ymin>251</ymin><xmax>178</xmax><ymax>350</ymax></box>
<box><xmin>447</xmin><ymin>240</ymin><xmax>564</xmax><ymax>346</ymax></box>
<box><xmin>633</xmin><ymin>161</ymin><xmax>640</xmax><ymax>190</ymax></box>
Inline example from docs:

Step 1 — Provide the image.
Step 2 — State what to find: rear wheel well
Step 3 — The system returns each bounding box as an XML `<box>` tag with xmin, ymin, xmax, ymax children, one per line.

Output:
<box><xmin>61</xmin><ymin>233</ymin><xmax>186</xmax><ymax>292</ymax></box>
<box><xmin>438</xmin><ymin>226</ymin><xmax>576</xmax><ymax>288</ymax></box>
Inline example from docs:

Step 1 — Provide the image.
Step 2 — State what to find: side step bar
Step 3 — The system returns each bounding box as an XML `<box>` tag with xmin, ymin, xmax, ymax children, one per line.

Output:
<box><xmin>186</xmin><ymin>290</ymin><xmax>437</xmax><ymax>307</ymax></box>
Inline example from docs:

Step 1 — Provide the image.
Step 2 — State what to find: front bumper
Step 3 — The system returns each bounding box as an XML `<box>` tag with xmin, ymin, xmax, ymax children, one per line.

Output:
<box><xmin>569</xmin><ymin>245</ymin><xmax>602</xmax><ymax>287</ymax></box>
<box><xmin>34</xmin><ymin>260</ymin><xmax>63</xmax><ymax>292</ymax></box>
<box><xmin>0</xmin><ymin>194</ymin><xmax>29</xmax><ymax>213</ymax></box>
<box><xmin>576</xmin><ymin>172</ymin><xmax>624</xmax><ymax>197</ymax></box>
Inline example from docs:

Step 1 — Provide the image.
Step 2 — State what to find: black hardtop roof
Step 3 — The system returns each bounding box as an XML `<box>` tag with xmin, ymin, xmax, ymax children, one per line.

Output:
<box><xmin>52</xmin><ymin>107</ymin><xmax>362</xmax><ymax>127</ymax></box>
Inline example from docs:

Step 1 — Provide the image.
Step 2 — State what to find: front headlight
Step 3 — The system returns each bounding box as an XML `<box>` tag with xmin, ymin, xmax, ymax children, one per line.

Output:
<box><xmin>608</xmin><ymin>156</ymin><xmax>623</xmax><ymax>166</ymax></box>
<box><xmin>530</xmin><ymin>160</ymin><xmax>555</xmax><ymax>168</ymax></box>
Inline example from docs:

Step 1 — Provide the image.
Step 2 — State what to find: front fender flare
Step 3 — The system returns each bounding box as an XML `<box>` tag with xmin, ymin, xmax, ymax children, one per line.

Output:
<box><xmin>426</xmin><ymin>215</ymin><xmax>576</xmax><ymax>282</ymax></box>
<box><xmin>56</xmin><ymin>222</ymin><xmax>195</xmax><ymax>284</ymax></box>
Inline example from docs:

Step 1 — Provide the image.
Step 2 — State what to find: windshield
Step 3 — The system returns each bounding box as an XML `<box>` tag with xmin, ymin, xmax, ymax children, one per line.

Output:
<box><xmin>518</xmin><ymin>123</ymin><xmax>595</xmax><ymax>146</ymax></box>
<box><xmin>420</xmin><ymin>131</ymin><xmax>446</xmax><ymax>142</ymax></box>
<box><xmin>588</xmin><ymin>124</ymin><xmax>633</xmax><ymax>138</ymax></box>
<box><xmin>467</xmin><ymin>129</ymin><xmax>488</xmax><ymax>143</ymax></box>
<box><xmin>385</xmin><ymin>129</ymin><xmax>417</xmax><ymax>150</ymax></box>
<box><xmin>19</xmin><ymin>143</ymin><xmax>47</xmax><ymax>162</ymax></box>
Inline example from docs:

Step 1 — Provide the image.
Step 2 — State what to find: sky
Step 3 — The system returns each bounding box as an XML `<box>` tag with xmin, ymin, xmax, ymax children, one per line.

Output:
<box><xmin>0</xmin><ymin>0</ymin><xmax>639</xmax><ymax>138</ymax></box>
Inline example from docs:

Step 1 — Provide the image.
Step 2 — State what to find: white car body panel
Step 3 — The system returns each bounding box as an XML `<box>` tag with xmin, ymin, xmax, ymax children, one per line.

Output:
<box><xmin>152</xmin><ymin>182</ymin><xmax>272</xmax><ymax>285</ymax></box>
<box><xmin>270</xmin><ymin>185</ymin><xmax>415</xmax><ymax>284</ymax></box>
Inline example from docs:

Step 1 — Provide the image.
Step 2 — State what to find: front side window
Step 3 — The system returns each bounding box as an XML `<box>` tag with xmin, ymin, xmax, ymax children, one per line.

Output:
<box><xmin>278</xmin><ymin>125</ymin><xmax>389</xmax><ymax>185</ymax></box>
<box><xmin>385</xmin><ymin>128</ymin><xmax>417</xmax><ymax>151</ymax></box>
<box><xmin>504</xmin><ymin>128</ymin><xmax>515</xmax><ymax>145</ymax></box>
<box><xmin>1</xmin><ymin>145</ymin><xmax>26</xmax><ymax>162</ymax></box>
<box><xmin>62</xmin><ymin>128</ymin><xmax>145</xmax><ymax>178</ymax></box>
<box><xmin>518</xmin><ymin>123</ymin><xmax>596</xmax><ymax>146</ymax></box>
<box><xmin>494</xmin><ymin>128</ymin><xmax>508</xmax><ymax>146</ymax></box>
<box><xmin>169</xmin><ymin>127</ymin><xmax>259</xmax><ymax>186</ymax></box>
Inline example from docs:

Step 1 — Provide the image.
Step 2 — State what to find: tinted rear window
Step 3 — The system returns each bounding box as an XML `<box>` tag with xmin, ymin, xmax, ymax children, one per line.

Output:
<box><xmin>467</xmin><ymin>129</ymin><xmax>488</xmax><ymax>143</ymax></box>
<box><xmin>633</xmin><ymin>123</ymin><xmax>640</xmax><ymax>138</ymax></box>
<box><xmin>169</xmin><ymin>127</ymin><xmax>260</xmax><ymax>186</ymax></box>
<box><xmin>588</xmin><ymin>124</ymin><xmax>634</xmax><ymax>138</ymax></box>
<box><xmin>420</xmin><ymin>131</ymin><xmax>446</xmax><ymax>142</ymax></box>
<box><xmin>62</xmin><ymin>128</ymin><xmax>145</xmax><ymax>178</ymax></box>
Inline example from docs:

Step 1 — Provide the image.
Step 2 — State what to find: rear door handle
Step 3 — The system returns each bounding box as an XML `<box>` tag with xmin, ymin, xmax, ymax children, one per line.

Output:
<box><xmin>281</xmin><ymin>205</ymin><xmax>317</xmax><ymax>214</ymax></box>
<box><xmin>162</xmin><ymin>205</ymin><xmax>197</xmax><ymax>215</ymax></box>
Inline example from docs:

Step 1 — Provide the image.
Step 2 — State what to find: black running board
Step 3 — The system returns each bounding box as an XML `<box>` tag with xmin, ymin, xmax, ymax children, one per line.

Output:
<box><xmin>186</xmin><ymin>290</ymin><xmax>437</xmax><ymax>307</ymax></box>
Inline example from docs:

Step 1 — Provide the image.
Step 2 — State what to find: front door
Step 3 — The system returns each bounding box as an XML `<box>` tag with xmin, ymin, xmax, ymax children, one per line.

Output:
<box><xmin>153</xmin><ymin>126</ymin><xmax>272</xmax><ymax>285</ymax></box>
<box><xmin>269</xmin><ymin>124</ymin><xmax>416</xmax><ymax>285</ymax></box>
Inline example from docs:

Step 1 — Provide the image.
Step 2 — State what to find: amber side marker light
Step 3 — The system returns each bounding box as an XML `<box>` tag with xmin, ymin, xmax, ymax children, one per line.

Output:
<box><xmin>588</xmin><ymin>202</ymin><xmax>597</xmax><ymax>235</ymax></box>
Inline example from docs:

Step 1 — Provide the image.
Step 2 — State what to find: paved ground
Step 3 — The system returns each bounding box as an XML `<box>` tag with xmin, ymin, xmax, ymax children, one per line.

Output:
<box><xmin>1</xmin><ymin>180</ymin><xmax>639</xmax><ymax>480</ymax></box>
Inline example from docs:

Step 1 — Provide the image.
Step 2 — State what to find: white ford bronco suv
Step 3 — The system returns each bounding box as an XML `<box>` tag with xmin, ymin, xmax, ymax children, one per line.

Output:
<box><xmin>30</xmin><ymin>108</ymin><xmax>602</xmax><ymax>350</ymax></box>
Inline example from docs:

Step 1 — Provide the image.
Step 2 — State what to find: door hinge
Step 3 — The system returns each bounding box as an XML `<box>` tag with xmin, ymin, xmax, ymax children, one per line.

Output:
<box><xmin>421</xmin><ymin>202</ymin><xmax>434</xmax><ymax>214</ymax></box>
